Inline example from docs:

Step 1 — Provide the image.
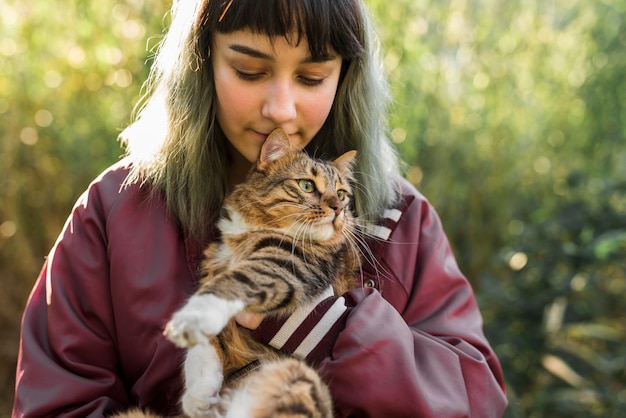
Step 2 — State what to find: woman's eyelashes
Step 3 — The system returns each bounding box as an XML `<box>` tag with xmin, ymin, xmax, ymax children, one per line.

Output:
<box><xmin>234</xmin><ymin>69</ymin><xmax>264</xmax><ymax>81</ymax></box>
<box><xmin>233</xmin><ymin>67</ymin><xmax>326</xmax><ymax>87</ymax></box>
<box><xmin>297</xmin><ymin>75</ymin><xmax>325</xmax><ymax>86</ymax></box>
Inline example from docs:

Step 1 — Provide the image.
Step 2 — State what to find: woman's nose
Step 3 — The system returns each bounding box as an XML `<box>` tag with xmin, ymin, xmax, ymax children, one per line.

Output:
<box><xmin>261</xmin><ymin>80</ymin><xmax>297</xmax><ymax>123</ymax></box>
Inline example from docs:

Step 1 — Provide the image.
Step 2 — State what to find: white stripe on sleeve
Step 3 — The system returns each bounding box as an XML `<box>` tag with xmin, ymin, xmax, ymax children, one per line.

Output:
<box><xmin>268</xmin><ymin>286</ymin><xmax>334</xmax><ymax>350</ymax></box>
<box><xmin>293</xmin><ymin>296</ymin><xmax>347</xmax><ymax>359</ymax></box>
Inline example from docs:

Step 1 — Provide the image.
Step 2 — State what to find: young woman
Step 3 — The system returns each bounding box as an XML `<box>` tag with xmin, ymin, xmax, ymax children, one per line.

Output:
<box><xmin>13</xmin><ymin>0</ymin><xmax>507</xmax><ymax>416</ymax></box>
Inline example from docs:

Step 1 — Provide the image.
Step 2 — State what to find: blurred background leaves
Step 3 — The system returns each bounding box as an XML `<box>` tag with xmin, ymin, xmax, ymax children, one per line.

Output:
<box><xmin>1</xmin><ymin>0</ymin><xmax>624</xmax><ymax>416</ymax></box>
<box><xmin>0</xmin><ymin>0</ymin><xmax>168</xmax><ymax>411</ymax></box>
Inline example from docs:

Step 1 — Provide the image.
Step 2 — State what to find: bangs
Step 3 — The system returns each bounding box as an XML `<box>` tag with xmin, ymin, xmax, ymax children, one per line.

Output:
<box><xmin>196</xmin><ymin>0</ymin><xmax>364</xmax><ymax>61</ymax></box>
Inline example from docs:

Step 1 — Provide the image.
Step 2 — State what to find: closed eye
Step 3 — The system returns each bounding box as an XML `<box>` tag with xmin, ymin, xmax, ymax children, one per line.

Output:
<box><xmin>235</xmin><ymin>69</ymin><xmax>264</xmax><ymax>82</ymax></box>
<box><xmin>236</xmin><ymin>71</ymin><xmax>324</xmax><ymax>86</ymax></box>
<box><xmin>297</xmin><ymin>75</ymin><xmax>324</xmax><ymax>87</ymax></box>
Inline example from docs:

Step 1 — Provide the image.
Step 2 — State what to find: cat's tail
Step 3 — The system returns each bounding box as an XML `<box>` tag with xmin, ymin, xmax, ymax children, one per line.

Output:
<box><xmin>223</xmin><ymin>358</ymin><xmax>333</xmax><ymax>418</ymax></box>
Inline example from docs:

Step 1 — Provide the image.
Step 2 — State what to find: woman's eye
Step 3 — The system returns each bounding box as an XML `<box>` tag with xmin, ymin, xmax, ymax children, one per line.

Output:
<box><xmin>298</xmin><ymin>76</ymin><xmax>324</xmax><ymax>87</ymax></box>
<box><xmin>235</xmin><ymin>69</ymin><xmax>263</xmax><ymax>81</ymax></box>
<box><xmin>298</xmin><ymin>179</ymin><xmax>316</xmax><ymax>193</ymax></box>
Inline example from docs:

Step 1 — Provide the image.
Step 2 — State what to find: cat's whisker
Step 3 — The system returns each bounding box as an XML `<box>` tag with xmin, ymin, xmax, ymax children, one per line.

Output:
<box><xmin>273</xmin><ymin>210</ymin><xmax>307</xmax><ymax>224</ymax></box>
<box><xmin>281</xmin><ymin>220</ymin><xmax>313</xmax><ymax>269</ymax></box>
<box><xmin>345</xmin><ymin>227</ymin><xmax>394</xmax><ymax>285</ymax></box>
<box><xmin>299</xmin><ymin>221</ymin><xmax>317</xmax><ymax>265</ymax></box>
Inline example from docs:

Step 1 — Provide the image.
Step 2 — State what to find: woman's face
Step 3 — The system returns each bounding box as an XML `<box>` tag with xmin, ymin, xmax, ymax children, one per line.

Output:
<box><xmin>212</xmin><ymin>29</ymin><xmax>343</xmax><ymax>168</ymax></box>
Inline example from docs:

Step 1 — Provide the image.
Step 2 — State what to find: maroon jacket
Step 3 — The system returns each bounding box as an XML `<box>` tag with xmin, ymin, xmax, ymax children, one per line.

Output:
<box><xmin>13</xmin><ymin>160</ymin><xmax>507</xmax><ymax>417</ymax></box>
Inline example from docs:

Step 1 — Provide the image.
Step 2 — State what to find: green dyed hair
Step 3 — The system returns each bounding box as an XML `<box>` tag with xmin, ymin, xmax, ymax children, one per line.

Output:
<box><xmin>121</xmin><ymin>0</ymin><xmax>401</xmax><ymax>241</ymax></box>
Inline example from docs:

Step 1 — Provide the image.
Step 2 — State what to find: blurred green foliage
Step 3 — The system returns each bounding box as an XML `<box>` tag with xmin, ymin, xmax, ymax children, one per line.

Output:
<box><xmin>371</xmin><ymin>0</ymin><xmax>626</xmax><ymax>416</ymax></box>
<box><xmin>1</xmin><ymin>0</ymin><xmax>624</xmax><ymax>416</ymax></box>
<box><xmin>0</xmin><ymin>0</ymin><xmax>168</xmax><ymax>412</ymax></box>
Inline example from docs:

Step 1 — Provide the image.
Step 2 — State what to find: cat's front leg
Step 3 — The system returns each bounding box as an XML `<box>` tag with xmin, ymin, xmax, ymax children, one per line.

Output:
<box><xmin>182</xmin><ymin>344</ymin><xmax>224</xmax><ymax>418</ymax></box>
<box><xmin>165</xmin><ymin>293</ymin><xmax>245</xmax><ymax>348</ymax></box>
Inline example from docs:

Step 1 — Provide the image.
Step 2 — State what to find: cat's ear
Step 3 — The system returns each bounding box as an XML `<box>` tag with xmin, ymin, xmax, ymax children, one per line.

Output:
<box><xmin>333</xmin><ymin>150</ymin><xmax>357</xmax><ymax>172</ymax></box>
<box><xmin>258</xmin><ymin>128</ymin><xmax>292</xmax><ymax>170</ymax></box>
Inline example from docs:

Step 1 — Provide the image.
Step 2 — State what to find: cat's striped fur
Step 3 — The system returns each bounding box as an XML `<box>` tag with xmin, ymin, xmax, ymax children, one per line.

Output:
<box><xmin>116</xmin><ymin>129</ymin><xmax>360</xmax><ymax>417</ymax></box>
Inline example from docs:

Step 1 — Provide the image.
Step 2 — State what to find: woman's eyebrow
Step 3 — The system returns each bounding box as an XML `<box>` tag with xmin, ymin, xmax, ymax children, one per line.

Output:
<box><xmin>228</xmin><ymin>43</ymin><xmax>338</xmax><ymax>63</ymax></box>
<box><xmin>229</xmin><ymin>44</ymin><xmax>271</xmax><ymax>60</ymax></box>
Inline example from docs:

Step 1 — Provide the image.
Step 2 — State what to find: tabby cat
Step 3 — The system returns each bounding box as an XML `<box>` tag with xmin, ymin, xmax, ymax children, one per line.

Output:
<box><xmin>132</xmin><ymin>128</ymin><xmax>359</xmax><ymax>418</ymax></box>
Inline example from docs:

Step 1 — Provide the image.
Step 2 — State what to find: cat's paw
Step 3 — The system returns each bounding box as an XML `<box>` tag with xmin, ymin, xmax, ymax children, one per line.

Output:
<box><xmin>182</xmin><ymin>386</ymin><xmax>221</xmax><ymax>418</ymax></box>
<box><xmin>182</xmin><ymin>379</ymin><xmax>222</xmax><ymax>418</ymax></box>
<box><xmin>164</xmin><ymin>294</ymin><xmax>245</xmax><ymax>348</ymax></box>
<box><xmin>182</xmin><ymin>345</ymin><xmax>225</xmax><ymax>418</ymax></box>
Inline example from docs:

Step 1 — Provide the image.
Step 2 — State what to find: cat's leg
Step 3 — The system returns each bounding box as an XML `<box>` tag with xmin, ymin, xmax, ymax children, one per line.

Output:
<box><xmin>196</xmin><ymin>259</ymin><xmax>331</xmax><ymax>317</ymax></box>
<box><xmin>223</xmin><ymin>359</ymin><xmax>333</xmax><ymax>418</ymax></box>
<box><xmin>181</xmin><ymin>344</ymin><xmax>224</xmax><ymax>418</ymax></box>
<box><xmin>165</xmin><ymin>293</ymin><xmax>245</xmax><ymax>347</ymax></box>
<box><xmin>165</xmin><ymin>295</ymin><xmax>242</xmax><ymax>417</ymax></box>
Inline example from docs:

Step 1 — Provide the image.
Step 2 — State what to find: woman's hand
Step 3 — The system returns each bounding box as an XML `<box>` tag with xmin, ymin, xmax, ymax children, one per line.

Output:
<box><xmin>234</xmin><ymin>312</ymin><xmax>265</xmax><ymax>330</ymax></box>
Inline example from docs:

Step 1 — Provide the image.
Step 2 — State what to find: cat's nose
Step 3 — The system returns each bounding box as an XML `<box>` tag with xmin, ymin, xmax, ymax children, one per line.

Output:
<box><xmin>326</xmin><ymin>196</ymin><xmax>344</xmax><ymax>216</ymax></box>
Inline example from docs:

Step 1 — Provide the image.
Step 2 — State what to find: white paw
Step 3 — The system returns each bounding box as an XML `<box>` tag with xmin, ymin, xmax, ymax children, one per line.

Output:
<box><xmin>165</xmin><ymin>294</ymin><xmax>245</xmax><ymax>348</ymax></box>
<box><xmin>182</xmin><ymin>345</ymin><xmax>224</xmax><ymax>417</ymax></box>
<box><xmin>182</xmin><ymin>385</ymin><xmax>220</xmax><ymax>418</ymax></box>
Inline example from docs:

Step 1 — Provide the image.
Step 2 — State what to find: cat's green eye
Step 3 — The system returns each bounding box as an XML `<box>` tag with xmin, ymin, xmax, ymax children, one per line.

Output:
<box><xmin>337</xmin><ymin>189</ymin><xmax>347</xmax><ymax>200</ymax></box>
<box><xmin>298</xmin><ymin>179</ymin><xmax>316</xmax><ymax>193</ymax></box>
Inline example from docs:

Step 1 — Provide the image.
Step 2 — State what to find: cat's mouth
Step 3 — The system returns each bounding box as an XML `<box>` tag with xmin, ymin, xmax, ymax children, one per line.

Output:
<box><xmin>309</xmin><ymin>215</ymin><xmax>345</xmax><ymax>243</ymax></box>
<box><xmin>332</xmin><ymin>212</ymin><xmax>345</xmax><ymax>228</ymax></box>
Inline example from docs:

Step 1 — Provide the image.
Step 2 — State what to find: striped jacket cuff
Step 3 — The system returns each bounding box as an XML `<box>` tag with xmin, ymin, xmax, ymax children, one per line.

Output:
<box><xmin>251</xmin><ymin>287</ymin><xmax>349</xmax><ymax>364</ymax></box>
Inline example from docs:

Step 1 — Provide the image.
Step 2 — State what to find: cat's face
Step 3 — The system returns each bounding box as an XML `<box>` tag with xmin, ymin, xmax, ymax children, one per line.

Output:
<box><xmin>267</xmin><ymin>154</ymin><xmax>354</xmax><ymax>243</ymax></box>
<box><xmin>226</xmin><ymin>129</ymin><xmax>356</xmax><ymax>245</ymax></box>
